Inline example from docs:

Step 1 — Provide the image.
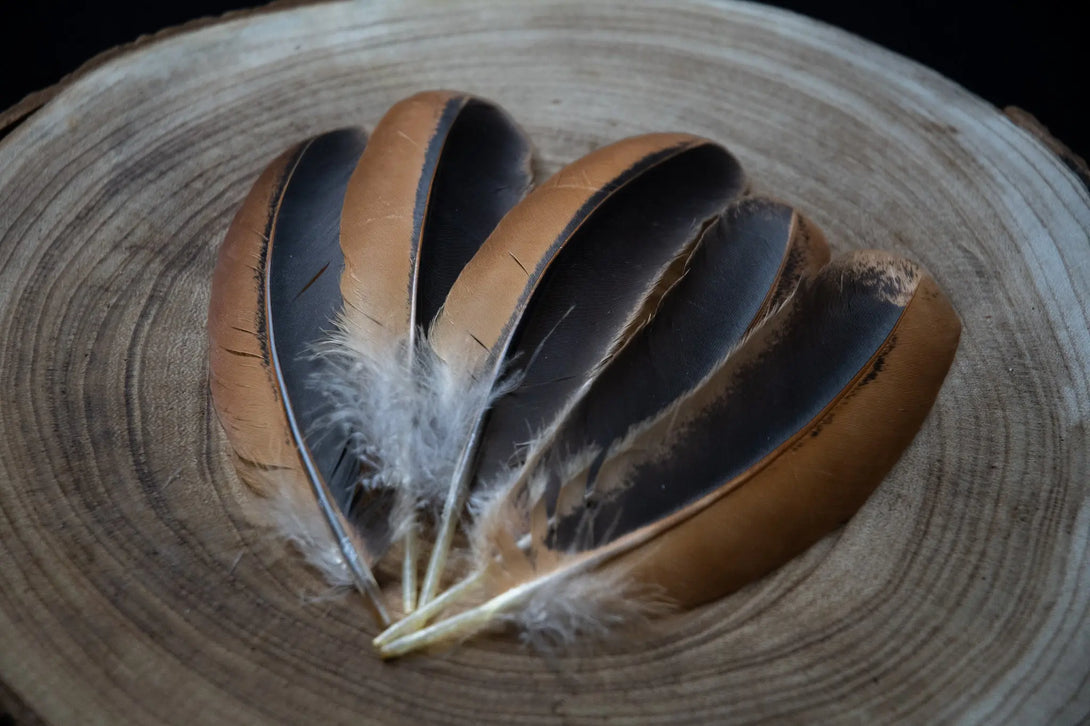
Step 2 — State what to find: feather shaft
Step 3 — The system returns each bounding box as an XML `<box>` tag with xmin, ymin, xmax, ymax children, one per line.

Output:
<box><xmin>379</xmin><ymin>559</ymin><xmax>600</xmax><ymax>658</ymax></box>
<box><xmin>417</xmin><ymin>422</ymin><xmax>484</xmax><ymax>608</ymax></box>
<box><xmin>378</xmin><ymin>580</ymin><xmax>530</xmax><ymax>658</ymax></box>
<box><xmin>373</xmin><ymin>569</ymin><xmax>486</xmax><ymax>648</ymax></box>
<box><xmin>401</xmin><ymin>530</ymin><xmax>419</xmax><ymax>613</ymax></box>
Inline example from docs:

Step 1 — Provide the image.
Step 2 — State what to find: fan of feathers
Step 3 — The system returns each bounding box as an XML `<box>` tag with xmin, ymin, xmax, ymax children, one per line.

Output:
<box><xmin>207</xmin><ymin>90</ymin><xmax>960</xmax><ymax>658</ymax></box>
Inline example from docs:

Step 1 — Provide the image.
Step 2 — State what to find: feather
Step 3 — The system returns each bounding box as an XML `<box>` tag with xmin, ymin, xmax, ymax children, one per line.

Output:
<box><xmin>418</xmin><ymin>133</ymin><xmax>747</xmax><ymax>606</ymax></box>
<box><xmin>376</xmin><ymin>249</ymin><xmax>960</xmax><ymax>655</ymax></box>
<box><xmin>531</xmin><ymin>196</ymin><xmax>831</xmax><ymax>527</ymax></box>
<box><xmin>320</xmin><ymin>91</ymin><xmax>532</xmax><ymax>611</ymax></box>
<box><xmin>206</xmin><ymin>128</ymin><xmax>392</xmax><ymax>623</ymax></box>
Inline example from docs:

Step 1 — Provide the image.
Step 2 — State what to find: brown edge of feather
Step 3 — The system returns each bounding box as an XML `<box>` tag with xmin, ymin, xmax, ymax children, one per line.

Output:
<box><xmin>430</xmin><ymin>132</ymin><xmax>708</xmax><ymax>373</ymax></box>
<box><xmin>208</xmin><ymin>146</ymin><xmax>302</xmax><ymax>488</ymax></box>
<box><xmin>604</xmin><ymin>253</ymin><xmax>961</xmax><ymax>607</ymax></box>
<box><xmin>339</xmin><ymin>90</ymin><xmax>462</xmax><ymax>349</ymax></box>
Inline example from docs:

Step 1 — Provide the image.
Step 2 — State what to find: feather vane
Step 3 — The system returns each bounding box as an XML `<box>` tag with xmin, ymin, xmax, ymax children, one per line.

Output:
<box><xmin>418</xmin><ymin>133</ymin><xmax>747</xmax><ymax>606</ymax></box>
<box><xmin>207</xmin><ymin>128</ymin><xmax>391</xmax><ymax>622</ymax></box>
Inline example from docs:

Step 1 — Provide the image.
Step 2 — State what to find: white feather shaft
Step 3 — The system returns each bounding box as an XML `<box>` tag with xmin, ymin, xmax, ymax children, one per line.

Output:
<box><xmin>417</xmin><ymin>421</ymin><xmax>483</xmax><ymax>607</ymax></box>
<box><xmin>378</xmin><ymin>560</ymin><xmax>594</xmax><ymax>657</ymax></box>
<box><xmin>373</xmin><ymin>569</ymin><xmax>486</xmax><ymax>647</ymax></box>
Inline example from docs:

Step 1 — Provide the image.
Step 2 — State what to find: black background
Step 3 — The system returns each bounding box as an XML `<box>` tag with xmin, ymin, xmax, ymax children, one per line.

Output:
<box><xmin>2</xmin><ymin>1</ymin><xmax>1087</xmax><ymax>157</ymax></box>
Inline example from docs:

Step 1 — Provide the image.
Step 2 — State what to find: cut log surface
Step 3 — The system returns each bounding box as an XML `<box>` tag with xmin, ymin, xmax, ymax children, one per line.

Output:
<box><xmin>0</xmin><ymin>1</ymin><xmax>1087</xmax><ymax>724</ymax></box>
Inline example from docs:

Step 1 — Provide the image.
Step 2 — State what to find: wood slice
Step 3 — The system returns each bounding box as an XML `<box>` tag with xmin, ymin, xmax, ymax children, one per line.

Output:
<box><xmin>1</xmin><ymin>1</ymin><xmax>1087</xmax><ymax>723</ymax></box>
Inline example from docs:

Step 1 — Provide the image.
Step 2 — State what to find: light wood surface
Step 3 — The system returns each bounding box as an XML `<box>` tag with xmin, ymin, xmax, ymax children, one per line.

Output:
<box><xmin>1</xmin><ymin>1</ymin><xmax>1087</xmax><ymax>723</ymax></box>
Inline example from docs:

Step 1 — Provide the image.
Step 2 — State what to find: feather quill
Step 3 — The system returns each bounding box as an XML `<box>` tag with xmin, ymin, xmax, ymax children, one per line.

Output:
<box><xmin>418</xmin><ymin>133</ymin><xmax>747</xmax><ymax>606</ymax></box>
<box><xmin>321</xmin><ymin>91</ymin><xmax>532</xmax><ymax>611</ymax></box>
<box><xmin>206</xmin><ymin>128</ymin><xmax>392</xmax><ymax>622</ymax></box>
<box><xmin>378</xmin><ymin>249</ymin><xmax>960</xmax><ymax>655</ymax></box>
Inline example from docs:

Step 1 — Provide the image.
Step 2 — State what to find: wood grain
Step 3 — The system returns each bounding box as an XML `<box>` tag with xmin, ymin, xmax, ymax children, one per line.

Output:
<box><xmin>0</xmin><ymin>1</ymin><xmax>1087</xmax><ymax>723</ymax></box>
